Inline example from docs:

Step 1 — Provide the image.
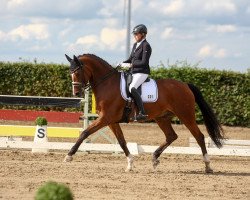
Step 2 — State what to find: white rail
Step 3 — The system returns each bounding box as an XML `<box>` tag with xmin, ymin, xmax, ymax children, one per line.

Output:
<box><xmin>0</xmin><ymin>140</ymin><xmax>249</xmax><ymax>157</ymax></box>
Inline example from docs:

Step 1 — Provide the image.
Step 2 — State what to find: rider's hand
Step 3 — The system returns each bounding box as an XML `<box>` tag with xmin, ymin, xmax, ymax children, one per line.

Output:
<box><xmin>121</xmin><ymin>63</ymin><xmax>131</xmax><ymax>68</ymax></box>
<box><xmin>116</xmin><ymin>63</ymin><xmax>122</xmax><ymax>68</ymax></box>
<box><xmin>116</xmin><ymin>63</ymin><xmax>132</xmax><ymax>70</ymax></box>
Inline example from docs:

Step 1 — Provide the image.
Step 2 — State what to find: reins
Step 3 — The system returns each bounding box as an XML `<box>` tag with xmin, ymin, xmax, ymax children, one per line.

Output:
<box><xmin>83</xmin><ymin>68</ymin><xmax>117</xmax><ymax>91</ymax></box>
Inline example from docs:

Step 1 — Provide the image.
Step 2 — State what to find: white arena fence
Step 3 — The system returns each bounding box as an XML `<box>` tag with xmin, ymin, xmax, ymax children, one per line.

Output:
<box><xmin>0</xmin><ymin>138</ymin><xmax>249</xmax><ymax>157</ymax></box>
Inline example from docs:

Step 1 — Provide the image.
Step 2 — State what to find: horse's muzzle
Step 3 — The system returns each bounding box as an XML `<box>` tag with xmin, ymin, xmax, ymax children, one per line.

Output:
<box><xmin>73</xmin><ymin>92</ymin><xmax>82</xmax><ymax>97</ymax></box>
<box><xmin>72</xmin><ymin>82</ymin><xmax>82</xmax><ymax>97</ymax></box>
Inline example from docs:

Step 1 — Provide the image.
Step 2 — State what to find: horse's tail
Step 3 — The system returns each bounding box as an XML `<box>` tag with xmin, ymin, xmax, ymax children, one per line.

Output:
<box><xmin>188</xmin><ymin>83</ymin><xmax>224</xmax><ymax>148</ymax></box>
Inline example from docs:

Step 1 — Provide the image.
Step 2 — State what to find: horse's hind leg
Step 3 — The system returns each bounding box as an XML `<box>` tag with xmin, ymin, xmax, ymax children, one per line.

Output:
<box><xmin>109</xmin><ymin>123</ymin><xmax>133</xmax><ymax>172</ymax></box>
<box><xmin>153</xmin><ymin>116</ymin><xmax>178</xmax><ymax>169</ymax></box>
<box><xmin>178</xmin><ymin>114</ymin><xmax>213</xmax><ymax>173</ymax></box>
<box><xmin>185</xmin><ymin>122</ymin><xmax>213</xmax><ymax>173</ymax></box>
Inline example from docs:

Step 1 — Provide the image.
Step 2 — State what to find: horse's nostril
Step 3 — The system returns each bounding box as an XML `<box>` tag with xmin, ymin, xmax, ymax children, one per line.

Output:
<box><xmin>76</xmin><ymin>92</ymin><xmax>83</xmax><ymax>97</ymax></box>
<box><xmin>75</xmin><ymin>92</ymin><xmax>80</xmax><ymax>97</ymax></box>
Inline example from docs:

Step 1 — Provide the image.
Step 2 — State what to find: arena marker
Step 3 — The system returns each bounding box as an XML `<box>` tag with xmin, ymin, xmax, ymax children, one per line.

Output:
<box><xmin>32</xmin><ymin>117</ymin><xmax>48</xmax><ymax>153</ymax></box>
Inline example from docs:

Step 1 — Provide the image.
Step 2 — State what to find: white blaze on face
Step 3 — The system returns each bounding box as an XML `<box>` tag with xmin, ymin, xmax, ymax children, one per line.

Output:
<box><xmin>71</xmin><ymin>74</ymin><xmax>75</xmax><ymax>95</ymax></box>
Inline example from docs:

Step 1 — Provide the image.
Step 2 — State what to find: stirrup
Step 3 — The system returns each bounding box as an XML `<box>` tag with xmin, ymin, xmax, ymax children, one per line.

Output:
<box><xmin>134</xmin><ymin>113</ymin><xmax>148</xmax><ymax>121</ymax></box>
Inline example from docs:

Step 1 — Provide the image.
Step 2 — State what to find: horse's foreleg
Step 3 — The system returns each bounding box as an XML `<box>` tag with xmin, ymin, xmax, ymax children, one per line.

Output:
<box><xmin>153</xmin><ymin>116</ymin><xmax>178</xmax><ymax>169</ymax></box>
<box><xmin>109</xmin><ymin>123</ymin><xmax>133</xmax><ymax>172</ymax></box>
<box><xmin>64</xmin><ymin>117</ymin><xmax>107</xmax><ymax>162</ymax></box>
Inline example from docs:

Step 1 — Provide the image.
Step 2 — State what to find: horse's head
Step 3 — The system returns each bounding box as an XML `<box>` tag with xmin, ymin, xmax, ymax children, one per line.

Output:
<box><xmin>65</xmin><ymin>54</ymin><xmax>85</xmax><ymax>97</ymax></box>
<box><xmin>65</xmin><ymin>53</ymin><xmax>116</xmax><ymax>97</ymax></box>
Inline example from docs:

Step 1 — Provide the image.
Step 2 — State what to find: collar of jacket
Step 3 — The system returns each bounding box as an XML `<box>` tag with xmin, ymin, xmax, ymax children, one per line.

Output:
<box><xmin>134</xmin><ymin>39</ymin><xmax>146</xmax><ymax>51</ymax></box>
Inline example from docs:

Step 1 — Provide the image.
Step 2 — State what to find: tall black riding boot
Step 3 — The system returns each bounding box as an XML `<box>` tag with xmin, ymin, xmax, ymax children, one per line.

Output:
<box><xmin>130</xmin><ymin>87</ymin><xmax>148</xmax><ymax>121</ymax></box>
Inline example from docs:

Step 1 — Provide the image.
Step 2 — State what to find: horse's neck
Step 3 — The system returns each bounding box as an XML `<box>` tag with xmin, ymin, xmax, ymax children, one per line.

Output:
<box><xmin>90</xmin><ymin>63</ymin><xmax>113</xmax><ymax>83</ymax></box>
<box><xmin>92</xmin><ymin>65</ymin><xmax>112</xmax><ymax>80</ymax></box>
<box><xmin>91</xmin><ymin>70</ymin><xmax>120</xmax><ymax>99</ymax></box>
<box><xmin>85</xmin><ymin>60</ymin><xmax>118</xmax><ymax>91</ymax></box>
<box><xmin>82</xmin><ymin>56</ymin><xmax>119</xmax><ymax>99</ymax></box>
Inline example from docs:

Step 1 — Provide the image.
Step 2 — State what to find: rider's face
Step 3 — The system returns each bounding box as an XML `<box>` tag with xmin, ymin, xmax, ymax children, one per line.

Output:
<box><xmin>134</xmin><ymin>33</ymin><xmax>144</xmax><ymax>42</ymax></box>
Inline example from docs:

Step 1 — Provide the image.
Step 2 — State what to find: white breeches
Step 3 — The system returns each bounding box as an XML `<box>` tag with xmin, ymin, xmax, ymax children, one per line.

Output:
<box><xmin>129</xmin><ymin>73</ymin><xmax>149</xmax><ymax>93</ymax></box>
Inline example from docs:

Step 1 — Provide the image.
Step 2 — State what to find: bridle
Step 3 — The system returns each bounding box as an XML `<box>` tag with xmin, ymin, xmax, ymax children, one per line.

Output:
<box><xmin>71</xmin><ymin>61</ymin><xmax>117</xmax><ymax>92</ymax></box>
<box><xmin>70</xmin><ymin>64</ymin><xmax>84</xmax><ymax>93</ymax></box>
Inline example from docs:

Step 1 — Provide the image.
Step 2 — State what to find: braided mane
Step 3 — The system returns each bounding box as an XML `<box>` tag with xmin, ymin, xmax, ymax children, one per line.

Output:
<box><xmin>81</xmin><ymin>54</ymin><xmax>113</xmax><ymax>69</ymax></box>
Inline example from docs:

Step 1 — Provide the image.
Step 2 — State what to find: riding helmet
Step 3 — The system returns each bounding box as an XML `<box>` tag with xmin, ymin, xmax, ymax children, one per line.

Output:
<box><xmin>132</xmin><ymin>24</ymin><xmax>147</xmax><ymax>34</ymax></box>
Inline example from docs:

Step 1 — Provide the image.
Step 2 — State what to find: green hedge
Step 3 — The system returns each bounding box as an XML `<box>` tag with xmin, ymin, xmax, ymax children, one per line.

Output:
<box><xmin>0</xmin><ymin>62</ymin><xmax>72</xmax><ymax>111</ymax></box>
<box><xmin>0</xmin><ymin>61</ymin><xmax>249</xmax><ymax>127</ymax></box>
<box><xmin>0</xmin><ymin>62</ymin><xmax>71</xmax><ymax>96</ymax></box>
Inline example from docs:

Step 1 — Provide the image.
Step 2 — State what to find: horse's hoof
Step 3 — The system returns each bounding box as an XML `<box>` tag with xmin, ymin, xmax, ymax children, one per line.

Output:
<box><xmin>152</xmin><ymin>159</ymin><xmax>160</xmax><ymax>169</ymax></box>
<box><xmin>205</xmin><ymin>167</ymin><xmax>213</xmax><ymax>173</ymax></box>
<box><xmin>125</xmin><ymin>167</ymin><xmax>133</xmax><ymax>172</ymax></box>
<box><xmin>63</xmin><ymin>155</ymin><xmax>73</xmax><ymax>162</ymax></box>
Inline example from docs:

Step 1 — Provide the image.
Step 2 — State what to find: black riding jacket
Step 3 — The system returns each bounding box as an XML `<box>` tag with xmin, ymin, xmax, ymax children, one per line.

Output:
<box><xmin>123</xmin><ymin>39</ymin><xmax>152</xmax><ymax>74</ymax></box>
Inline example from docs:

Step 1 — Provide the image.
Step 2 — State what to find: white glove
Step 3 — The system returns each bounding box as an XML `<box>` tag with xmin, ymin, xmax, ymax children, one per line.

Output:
<box><xmin>116</xmin><ymin>63</ymin><xmax>122</xmax><ymax>68</ymax></box>
<box><xmin>120</xmin><ymin>63</ymin><xmax>131</xmax><ymax>68</ymax></box>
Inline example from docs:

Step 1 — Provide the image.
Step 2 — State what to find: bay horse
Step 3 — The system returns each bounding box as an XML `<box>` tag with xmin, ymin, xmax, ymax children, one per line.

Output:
<box><xmin>64</xmin><ymin>54</ymin><xmax>224</xmax><ymax>173</ymax></box>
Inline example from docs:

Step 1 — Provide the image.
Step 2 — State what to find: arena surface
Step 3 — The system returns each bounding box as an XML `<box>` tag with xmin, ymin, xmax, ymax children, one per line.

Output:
<box><xmin>0</xmin><ymin>123</ymin><xmax>249</xmax><ymax>200</ymax></box>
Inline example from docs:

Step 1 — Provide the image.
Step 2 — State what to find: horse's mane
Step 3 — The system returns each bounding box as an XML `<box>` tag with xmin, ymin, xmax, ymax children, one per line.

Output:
<box><xmin>81</xmin><ymin>54</ymin><xmax>113</xmax><ymax>69</ymax></box>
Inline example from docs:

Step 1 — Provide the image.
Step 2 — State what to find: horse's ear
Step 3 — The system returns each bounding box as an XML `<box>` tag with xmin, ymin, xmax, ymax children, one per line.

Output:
<box><xmin>73</xmin><ymin>55</ymin><xmax>81</xmax><ymax>65</ymax></box>
<box><xmin>65</xmin><ymin>54</ymin><xmax>72</xmax><ymax>62</ymax></box>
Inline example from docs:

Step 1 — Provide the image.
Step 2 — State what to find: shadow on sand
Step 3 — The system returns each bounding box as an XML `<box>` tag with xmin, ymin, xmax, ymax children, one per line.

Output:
<box><xmin>181</xmin><ymin>170</ymin><xmax>250</xmax><ymax>177</ymax></box>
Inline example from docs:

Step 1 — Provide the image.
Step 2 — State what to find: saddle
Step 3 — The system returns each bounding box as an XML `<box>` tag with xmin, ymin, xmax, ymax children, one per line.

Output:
<box><xmin>119</xmin><ymin>71</ymin><xmax>158</xmax><ymax>123</ymax></box>
<box><xmin>124</xmin><ymin>71</ymin><xmax>150</xmax><ymax>98</ymax></box>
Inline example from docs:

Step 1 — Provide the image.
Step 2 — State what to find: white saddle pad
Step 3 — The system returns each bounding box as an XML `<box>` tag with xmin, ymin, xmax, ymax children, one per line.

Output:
<box><xmin>120</xmin><ymin>72</ymin><xmax>158</xmax><ymax>103</ymax></box>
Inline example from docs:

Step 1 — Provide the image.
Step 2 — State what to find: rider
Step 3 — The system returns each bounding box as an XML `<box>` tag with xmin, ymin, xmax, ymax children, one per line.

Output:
<box><xmin>121</xmin><ymin>24</ymin><xmax>152</xmax><ymax>121</ymax></box>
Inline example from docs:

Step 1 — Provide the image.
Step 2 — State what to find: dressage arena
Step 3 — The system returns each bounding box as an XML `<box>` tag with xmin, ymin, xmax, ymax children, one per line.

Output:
<box><xmin>0</xmin><ymin>122</ymin><xmax>249</xmax><ymax>200</ymax></box>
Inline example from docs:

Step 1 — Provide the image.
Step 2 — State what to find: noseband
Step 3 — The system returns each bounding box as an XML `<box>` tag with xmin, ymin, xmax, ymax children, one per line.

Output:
<box><xmin>72</xmin><ymin>80</ymin><xmax>82</xmax><ymax>88</ymax></box>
